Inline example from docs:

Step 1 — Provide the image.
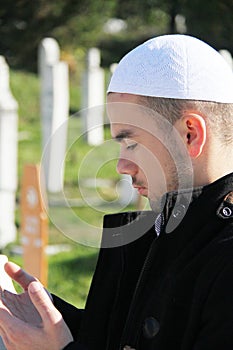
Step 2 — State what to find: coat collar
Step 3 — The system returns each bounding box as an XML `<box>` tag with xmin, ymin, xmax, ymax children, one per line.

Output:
<box><xmin>102</xmin><ymin>173</ymin><xmax>233</xmax><ymax>247</ymax></box>
<box><xmin>160</xmin><ymin>172</ymin><xmax>233</xmax><ymax>234</ymax></box>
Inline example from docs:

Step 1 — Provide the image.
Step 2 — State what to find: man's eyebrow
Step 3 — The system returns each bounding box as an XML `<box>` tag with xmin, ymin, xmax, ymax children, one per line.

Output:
<box><xmin>113</xmin><ymin>129</ymin><xmax>135</xmax><ymax>142</ymax></box>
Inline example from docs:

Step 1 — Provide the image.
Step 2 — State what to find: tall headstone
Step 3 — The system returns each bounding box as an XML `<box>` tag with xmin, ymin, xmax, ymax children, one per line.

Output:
<box><xmin>0</xmin><ymin>56</ymin><xmax>18</xmax><ymax>248</ymax></box>
<box><xmin>82</xmin><ymin>48</ymin><xmax>105</xmax><ymax>145</ymax></box>
<box><xmin>118</xmin><ymin>174</ymin><xmax>138</xmax><ymax>206</ymax></box>
<box><xmin>109</xmin><ymin>63</ymin><xmax>139</xmax><ymax>207</ymax></box>
<box><xmin>39</xmin><ymin>38</ymin><xmax>69</xmax><ymax>193</ymax></box>
<box><xmin>21</xmin><ymin>164</ymin><xmax>48</xmax><ymax>286</ymax></box>
<box><xmin>0</xmin><ymin>255</ymin><xmax>16</xmax><ymax>292</ymax></box>
<box><xmin>219</xmin><ymin>49</ymin><xmax>233</xmax><ymax>69</ymax></box>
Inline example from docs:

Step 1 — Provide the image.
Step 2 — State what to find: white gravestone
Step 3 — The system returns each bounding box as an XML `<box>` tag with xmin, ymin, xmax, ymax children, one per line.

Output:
<box><xmin>39</xmin><ymin>38</ymin><xmax>69</xmax><ymax>193</ymax></box>
<box><xmin>118</xmin><ymin>174</ymin><xmax>138</xmax><ymax>206</ymax></box>
<box><xmin>219</xmin><ymin>49</ymin><xmax>233</xmax><ymax>70</ymax></box>
<box><xmin>0</xmin><ymin>56</ymin><xmax>18</xmax><ymax>248</ymax></box>
<box><xmin>109</xmin><ymin>63</ymin><xmax>138</xmax><ymax>207</ymax></box>
<box><xmin>0</xmin><ymin>56</ymin><xmax>17</xmax><ymax>349</ymax></box>
<box><xmin>82</xmin><ymin>48</ymin><xmax>105</xmax><ymax>145</ymax></box>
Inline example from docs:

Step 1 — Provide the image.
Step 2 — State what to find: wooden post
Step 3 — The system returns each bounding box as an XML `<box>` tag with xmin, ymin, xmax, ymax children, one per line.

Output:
<box><xmin>21</xmin><ymin>164</ymin><xmax>48</xmax><ymax>287</ymax></box>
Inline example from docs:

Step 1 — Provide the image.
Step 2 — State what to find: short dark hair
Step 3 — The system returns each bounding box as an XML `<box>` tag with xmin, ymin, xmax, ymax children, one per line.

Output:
<box><xmin>140</xmin><ymin>96</ymin><xmax>233</xmax><ymax>145</ymax></box>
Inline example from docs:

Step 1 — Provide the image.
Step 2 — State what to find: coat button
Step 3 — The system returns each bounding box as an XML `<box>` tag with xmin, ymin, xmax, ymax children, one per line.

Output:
<box><xmin>172</xmin><ymin>204</ymin><xmax>186</xmax><ymax>219</ymax></box>
<box><xmin>143</xmin><ymin>316</ymin><xmax>160</xmax><ymax>339</ymax></box>
<box><xmin>222</xmin><ymin>206</ymin><xmax>232</xmax><ymax>217</ymax></box>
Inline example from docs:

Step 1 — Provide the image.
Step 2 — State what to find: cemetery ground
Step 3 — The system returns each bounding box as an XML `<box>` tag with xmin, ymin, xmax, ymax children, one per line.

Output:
<box><xmin>3</xmin><ymin>68</ymin><xmax>146</xmax><ymax>308</ymax></box>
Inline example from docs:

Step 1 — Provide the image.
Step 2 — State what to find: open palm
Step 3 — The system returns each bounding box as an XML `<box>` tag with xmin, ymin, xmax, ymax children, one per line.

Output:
<box><xmin>0</xmin><ymin>288</ymin><xmax>42</xmax><ymax>326</ymax></box>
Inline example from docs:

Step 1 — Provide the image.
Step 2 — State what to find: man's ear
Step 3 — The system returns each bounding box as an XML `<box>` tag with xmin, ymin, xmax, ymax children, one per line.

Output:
<box><xmin>175</xmin><ymin>113</ymin><xmax>207</xmax><ymax>158</ymax></box>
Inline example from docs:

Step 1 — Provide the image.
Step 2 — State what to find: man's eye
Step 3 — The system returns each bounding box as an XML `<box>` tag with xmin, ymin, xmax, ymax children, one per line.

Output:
<box><xmin>126</xmin><ymin>142</ymin><xmax>137</xmax><ymax>150</ymax></box>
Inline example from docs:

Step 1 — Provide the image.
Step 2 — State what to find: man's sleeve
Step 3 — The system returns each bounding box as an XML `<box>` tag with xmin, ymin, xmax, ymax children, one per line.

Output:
<box><xmin>52</xmin><ymin>294</ymin><xmax>84</xmax><ymax>340</ymax></box>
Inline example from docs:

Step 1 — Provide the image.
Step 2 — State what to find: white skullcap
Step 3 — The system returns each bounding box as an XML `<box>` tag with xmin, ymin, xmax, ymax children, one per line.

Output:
<box><xmin>107</xmin><ymin>34</ymin><xmax>233</xmax><ymax>103</ymax></box>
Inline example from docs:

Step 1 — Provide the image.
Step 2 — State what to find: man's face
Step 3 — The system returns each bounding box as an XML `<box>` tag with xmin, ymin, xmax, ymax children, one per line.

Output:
<box><xmin>107</xmin><ymin>93</ymin><xmax>185</xmax><ymax>211</ymax></box>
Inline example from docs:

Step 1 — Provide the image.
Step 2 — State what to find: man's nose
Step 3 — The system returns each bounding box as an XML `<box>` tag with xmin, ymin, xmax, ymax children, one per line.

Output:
<box><xmin>116</xmin><ymin>157</ymin><xmax>138</xmax><ymax>176</ymax></box>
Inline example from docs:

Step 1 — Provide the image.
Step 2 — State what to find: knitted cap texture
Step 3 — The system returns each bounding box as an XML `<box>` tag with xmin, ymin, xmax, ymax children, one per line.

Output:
<box><xmin>107</xmin><ymin>34</ymin><xmax>233</xmax><ymax>103</ymax></box>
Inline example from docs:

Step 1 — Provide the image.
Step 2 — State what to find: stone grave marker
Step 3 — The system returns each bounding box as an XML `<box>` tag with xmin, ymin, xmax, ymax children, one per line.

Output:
<box><xmin>39</xmin><ymin>38</ymin><xmax>69</xmax><ymax>193</ymax></box>
<box><xmin>82</xmin><ymin>48</ymin><xmax>105</xmax><ymax>145</ymax></box>
<box><xmin>0</xmin><ymin>56</ymin><xmax>18</xmax><ymax>247</ymax></box>
<box><xmin>219</xmin><ymin>49</ymin><xmax>233</xmax><ymax>69</ymax></box>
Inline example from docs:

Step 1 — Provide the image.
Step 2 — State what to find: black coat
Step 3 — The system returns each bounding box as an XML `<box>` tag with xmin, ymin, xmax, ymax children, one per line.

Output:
<box><xmin>53</xmin><ymin>173</ymin><xmax>233</xmax><ymax>350</ymax></box>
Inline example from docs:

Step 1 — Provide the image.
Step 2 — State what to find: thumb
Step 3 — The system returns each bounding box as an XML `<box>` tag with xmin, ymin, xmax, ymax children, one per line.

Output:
<box><xmin>28</xmin><ymin>281</ymin><xmax>62</xmax><ymax>326</ymax></box>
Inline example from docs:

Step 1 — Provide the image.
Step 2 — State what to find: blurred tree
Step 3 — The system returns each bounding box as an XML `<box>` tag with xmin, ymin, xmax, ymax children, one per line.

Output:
<box><xmin>182</xmin><ymin>0</ymin><xmax>233</xmax><ymax>52</ymax></box>
<box><xmin>113</xmin><ymin>0</ymin><xmax>172</xmax><ymax>30</ymax></box>
<box><xmin>0</xmin><ymin>0</ymin><xmax>232</xmax><ymax>71</ymax></box>
<box><xmin>0</xmin><ymin>0</ymin><xmax>115</xmax><ymax>70</ymax></box>
<box><xmin>98</xmin><ymin>0</ymin><xmax>233</xmax><ymax>66</ymax></box>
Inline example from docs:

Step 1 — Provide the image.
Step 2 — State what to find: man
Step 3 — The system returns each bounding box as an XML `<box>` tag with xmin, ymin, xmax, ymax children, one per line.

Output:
<box><xmin>0</xmin><ymin>34</ymin><xmax>233</xmax><ymax>350</ymax></box>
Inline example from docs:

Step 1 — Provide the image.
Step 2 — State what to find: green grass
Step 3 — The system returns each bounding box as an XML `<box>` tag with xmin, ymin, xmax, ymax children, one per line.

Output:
<box><xmin>10</xmin><ymin>70</ymin><xmax>42</xmax><ymax>180</ymax></box>
<box><xmin>48</xmin><ymin>244</ymin><xmax>98</xmax><ymax>308</ymax></box>
<box><xmin>5</xmin><ymin>244</ymin><xmax>98</xmax><ymax>308</ymax></box>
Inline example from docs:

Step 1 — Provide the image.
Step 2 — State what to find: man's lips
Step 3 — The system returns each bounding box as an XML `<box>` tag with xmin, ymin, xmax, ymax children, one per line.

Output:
<box><xmin>133</xmin><ymin>185</ymin><xmax>148</xmax><ymax>196</ymax></box>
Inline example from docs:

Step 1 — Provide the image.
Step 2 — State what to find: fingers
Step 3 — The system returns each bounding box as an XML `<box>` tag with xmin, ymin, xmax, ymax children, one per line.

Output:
<box><xmin>28</xmin><ymin>281</ymin><xmax>62</xmax><ymax>326</ymax></box>
<box><xmin>4</xmin><ymin>262</ymin><xmax>37</xmax><ymax>291</ymax></box>
<box><xmin>0</xmin><ymin>299</ymin><xmax>35</xmax><ymax>349</ymax></box>
<box><xmin>0</xmin><ymin>283</ymin><xmax>73</xmax><ymax>350</ymax></box>
<box><xmin>0</xmin><ymin>324</ymin><xmax>9</xmax><ymax>350</ymax></box>
<box><xmin>0</xmin><ymin>299</ymin><xmax>15</xmax><ymax>330</ymax></box>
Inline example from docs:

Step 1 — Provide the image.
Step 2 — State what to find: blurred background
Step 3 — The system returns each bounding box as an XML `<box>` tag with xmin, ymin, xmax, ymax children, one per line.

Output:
<box><xmin>0</xmin><ymin>0</ymin><xmax>232</xmax><ymax>307</ymax></box>
<box><xmin>1</xmin><ymin>0</ymin><xmax>232</xmax><ymax>71</ymax></box>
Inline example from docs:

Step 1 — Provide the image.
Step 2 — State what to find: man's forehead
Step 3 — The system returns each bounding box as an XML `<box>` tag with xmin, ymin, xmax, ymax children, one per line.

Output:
<box><xmin>108</xmin><ymin>106</ymin><xmax>160</xmax><ymax>141</ymax></box>
<box><xmin>107</xmin><ymin>92</ymin><xmax>141</xmax><ymax>104</ymax></box>
<box><xmin>106</xmin><ymin>93</ymin><xmax>174</xmax><ymax>138</ymax></box>
<box><xmin>107</xmin><ymin>99</ymin><xmax>152</xmax><ymax>126</ymax></box>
